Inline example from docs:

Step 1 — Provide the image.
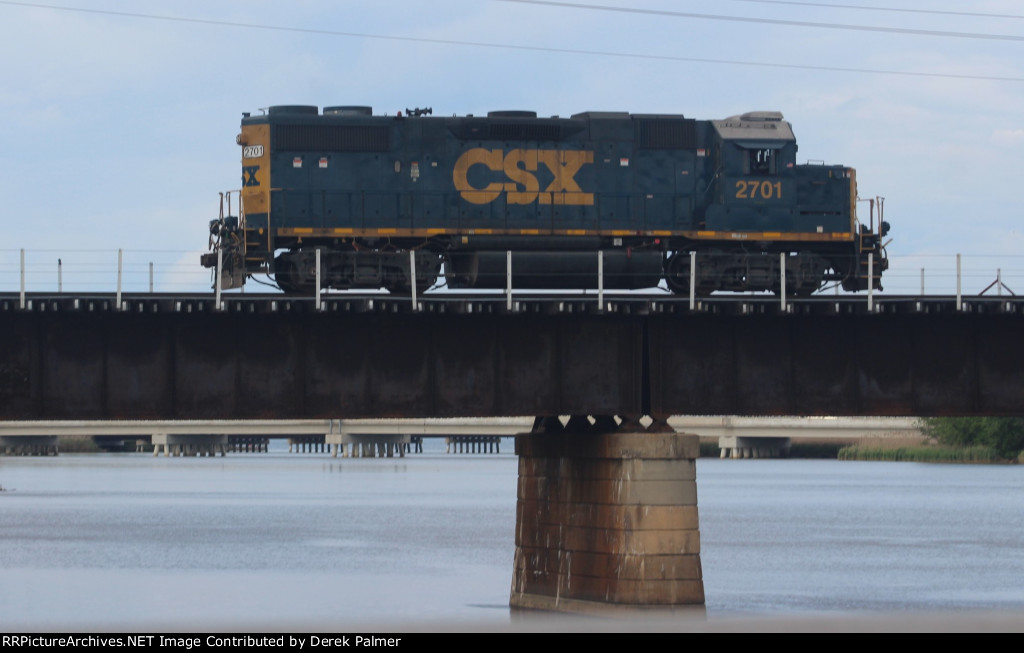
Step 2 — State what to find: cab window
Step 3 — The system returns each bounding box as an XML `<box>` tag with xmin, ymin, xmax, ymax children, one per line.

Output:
<box><xmin>746</xmin><ymin>148</ymin><xmax>776</xmax><ymax>175</ymax></box>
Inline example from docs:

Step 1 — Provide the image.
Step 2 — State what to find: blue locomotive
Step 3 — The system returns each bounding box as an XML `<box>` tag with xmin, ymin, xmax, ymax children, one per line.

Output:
<box><xmin>202</xmin><ymin>105</ymin><xmax>888</xmax><ymax>295</ymax></box>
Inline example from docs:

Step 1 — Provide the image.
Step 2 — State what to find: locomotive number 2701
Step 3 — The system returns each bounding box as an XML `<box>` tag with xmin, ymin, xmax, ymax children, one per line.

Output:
<box><xmin>735</xmin><ymin>180</ymin><xmax>782</xmax><ymax>199</ymax></box>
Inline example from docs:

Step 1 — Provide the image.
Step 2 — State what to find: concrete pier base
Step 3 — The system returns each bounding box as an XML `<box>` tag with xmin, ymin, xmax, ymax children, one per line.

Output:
<box><xmin>229</xmin><ymin>436</ymin><xmax>269</xmax><ymax>453</ymax></box>
<box><xmin>151</xmin><ymin>433</ymin><xmax>228</xmax><ymax>457</ymax></box>
<box><xmin>288</xmin><ymin>435</ymin><xmax>328</xmax><ymax>453</ymax></box>
<box><xmin>510</xmin><ymin>431</ymin><xmax>705</xmax><ymax>613</ymax></box>
<box><xmin>326</xmin><ymin>434</ymin><xmax>410</xmax><ymax>458</ymax></box>
<box><xmin>445</xmin><ymin>435</ymin><xmax>502</xmax><ymax>454</ymax></box>
<box><xmin>718</xmin><ymin>435</ymin><xmax>791</xmax><ymax>459</ymax></box>
<box><xmin>0</xmin><ymin>435</ymin><xmax>59</xmax><ymax>456</ymax></box>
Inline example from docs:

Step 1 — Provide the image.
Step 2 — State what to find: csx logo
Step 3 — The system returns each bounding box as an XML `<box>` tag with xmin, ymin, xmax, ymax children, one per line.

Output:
<box><xmin>452</xmin><ymin>148</ymin><xmax>594</xmax><ymax>206</ymax></box>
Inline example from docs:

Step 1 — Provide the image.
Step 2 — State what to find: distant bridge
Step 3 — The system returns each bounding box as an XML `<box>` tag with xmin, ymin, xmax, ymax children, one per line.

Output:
<box><xmin>672</xmin><ymin>416</ymin><xmax>922</xmax><ymax>439</ymax></box>
<box><xmin>0</xmin><ymin>415</ymin><xmax>921</xmax><ymax>457</ymax></box>
<box><xmin>0</xmin><ymin>415</ymin><xmax>921</xmax><ymax>440</ymax></box>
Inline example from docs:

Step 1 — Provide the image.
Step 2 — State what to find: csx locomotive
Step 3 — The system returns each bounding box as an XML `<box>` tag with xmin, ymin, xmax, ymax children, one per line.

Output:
<box><xmin>202</xmin><ymin>105</ymin><xmax>888</xmax><ymax>295</ymax></box>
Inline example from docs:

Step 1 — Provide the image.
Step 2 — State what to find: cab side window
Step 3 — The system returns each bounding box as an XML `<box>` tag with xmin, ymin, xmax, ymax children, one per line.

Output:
<box><xmin>746</xmin><ymin>148</ymin><xmax>775</xmax><ymax>176</ymax></box>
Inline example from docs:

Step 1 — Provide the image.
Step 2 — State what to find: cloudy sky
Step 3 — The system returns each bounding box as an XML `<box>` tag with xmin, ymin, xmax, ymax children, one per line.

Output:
<box><xmin>1</xmin><ymin>0</ymin><xmax>1022</xmax><ymax>294</ymax></box>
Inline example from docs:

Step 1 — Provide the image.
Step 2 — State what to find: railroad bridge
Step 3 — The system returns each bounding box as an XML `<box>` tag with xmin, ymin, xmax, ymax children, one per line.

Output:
<box><xmin>2</xmin><ymin>291</ymin><xmax>1023</xmax><ymax>614</ymax></box>
<box><xmin>1</xmin><ymin>292</ymin><xmax>1021</xmax><ymax>420</ymax></box>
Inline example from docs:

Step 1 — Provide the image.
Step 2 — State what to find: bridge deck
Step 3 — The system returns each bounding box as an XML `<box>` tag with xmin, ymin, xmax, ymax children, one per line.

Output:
<box><xmin>2</xmin><ymin>292</ymin><xmax>1021</xmax><ymax>317</ymax></box>
<box><xmin>2</xmin><ymin>293</ymin><xmax>1022</xmax><ymax>420</ymax></box>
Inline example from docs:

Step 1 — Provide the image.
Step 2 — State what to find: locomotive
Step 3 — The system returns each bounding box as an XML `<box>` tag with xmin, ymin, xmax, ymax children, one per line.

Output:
<box><xmin>202</xmin><ymin>105</ymin><xmax>889</xmax><ymax>295</ymax></box>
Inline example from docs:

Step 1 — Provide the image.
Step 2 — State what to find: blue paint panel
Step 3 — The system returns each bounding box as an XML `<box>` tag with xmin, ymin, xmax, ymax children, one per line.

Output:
<box><xmin>243</xmin><ymin>109</ymin><xmax>848</xmax><ymax>238</ymax></box>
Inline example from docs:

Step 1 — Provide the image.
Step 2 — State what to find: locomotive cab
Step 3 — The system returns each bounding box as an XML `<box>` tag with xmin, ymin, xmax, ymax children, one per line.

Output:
<box><xmin>683</xmin><ymin>111</ymin><xmax>885</xmax><ymax>294</ymax></box>
<box><xmin>705</xmin><ymin>111</ymin><xmax>799</xmax><ymax>233</ymax></box>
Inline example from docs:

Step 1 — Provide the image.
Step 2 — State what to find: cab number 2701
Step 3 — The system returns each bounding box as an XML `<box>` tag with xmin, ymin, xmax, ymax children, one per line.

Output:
<box><xmin>735</xmin><ymin>180</ymin><xmax>782</xmax><ymax>199</ymax></box>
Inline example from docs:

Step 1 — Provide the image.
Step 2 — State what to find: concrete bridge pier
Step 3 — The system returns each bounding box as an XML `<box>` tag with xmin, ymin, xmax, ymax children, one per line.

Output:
<box><xmin>0</xmin><ymin>435</ymin><xmax>59</xmax><ymax>456</ymax></box>
<box><xmin>718</xmin><ymin>436</ymin><xmax>791</xmax><ymax>459</ymax></box>
<box><xmin>327</xmin><ymin>434</ymin><xmax>410</xmax><ymax>458</ymax></box>
<box><xmin>288</xmin><ymin>435</ymin><xmax>328</xmax><ymax>453</ymax></box>
<box><xmin>151</xmin><ymin>434</ymin><xmax>228</xmax><ymax>457</ymax></box>
<box><xmin>511</xmin><ymin>423</ymin><xmax>705</xmax><ymax>614</ymax></box>
<box><xmin>229</xmin><ymin>436</ymin><xmax>269</xmax><ymax>453</ymax></box>
<box><xmin>445</xmin><ymin>435</ymin><xmax>502</xmax><ymax>454</ymax></box>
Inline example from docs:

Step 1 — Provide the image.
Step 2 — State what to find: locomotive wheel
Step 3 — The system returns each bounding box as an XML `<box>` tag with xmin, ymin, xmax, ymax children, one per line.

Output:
<box><xmin>274</xmin><ymin>255</ymin><xmax>315</xmax><ymax>295</ymax></box>
<box><xmin>665</xmin><ymin>253</ymin><xmax>715</xmax><ymax>295</ymax></box>
<box><xmin>664</xmin><ymin>253</ymin><xmax>692</xmax><ymax>294</ymax></box>
<box><xmin>274</xmin><ymin>257</ymin><xmax>300</xmax><ymax>294</ymax></box>
<box><xmin>787</xmin><ymin>252</ymin><xmax>828</xmax><ymax>296</ymax></box>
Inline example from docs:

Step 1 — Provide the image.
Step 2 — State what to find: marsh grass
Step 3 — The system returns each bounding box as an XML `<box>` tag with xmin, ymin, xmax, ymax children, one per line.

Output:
<box><xmin>700</xmin><ymin>435</ymin><xmax>1015</xmax><ymax>463</ymax></box>
<box><xmin>838</xmin><ymin>441</ymin><xmax>1006</xmax><ymax>463</ymax></box>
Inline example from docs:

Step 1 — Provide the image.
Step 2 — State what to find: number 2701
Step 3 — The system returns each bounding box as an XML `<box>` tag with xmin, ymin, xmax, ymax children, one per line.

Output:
<box><xmin>735</xmin><ymin>180</ymin><xmax>782</xmax><ymax>199</ymax></box>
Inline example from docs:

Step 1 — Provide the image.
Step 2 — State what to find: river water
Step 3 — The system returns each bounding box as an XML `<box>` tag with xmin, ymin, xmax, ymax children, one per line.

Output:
<box><xmin>1</xmin><ymin>438</ymin><xmax>1022</xmax><ymax>632</ymax></box>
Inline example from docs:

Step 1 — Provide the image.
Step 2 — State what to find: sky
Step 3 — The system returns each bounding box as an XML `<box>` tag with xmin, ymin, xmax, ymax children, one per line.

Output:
<box><xmin>1</xmin><ymin>0</ymin><xmax>1022</xmax><ymax>295</ymax></box>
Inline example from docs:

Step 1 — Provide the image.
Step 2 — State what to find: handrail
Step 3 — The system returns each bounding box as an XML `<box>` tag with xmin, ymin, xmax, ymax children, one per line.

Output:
<box><xmin>3</xmin><ymin>247</ymin><xmax>1024</xmax><ymax>300</ymax></box>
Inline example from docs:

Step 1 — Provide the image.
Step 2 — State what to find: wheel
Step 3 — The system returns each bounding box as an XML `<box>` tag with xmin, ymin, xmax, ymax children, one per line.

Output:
<box><xmin>274</xmin><ymin>253</ymin><xmax>315</xmax><ymax>295</ymax></box>
<box><xmin>664</xmin><ymin>253</ymin><xmax>692</xmax><ymax>294</ymax></box>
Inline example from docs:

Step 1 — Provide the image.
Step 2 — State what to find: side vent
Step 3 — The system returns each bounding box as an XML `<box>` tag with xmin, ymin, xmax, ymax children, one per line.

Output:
<box><xmin>636</xmin><ymin>119</ymin><xmax>697</xmax><ymax>149</ymax></box>
<box><xmin>487</xmin><ymin>123</ymin><xmax>562</xmax><ymax>142</ymax></box>
<box><xmin>272</xmin><ymin>125</ymin><xmax>390</xmax><ymax>152</ymax></box>
<box><xmin>324</xmin><ymin>106</ymin><xmax>373</xmax><ymax>116</ymax></box>
<box><xmin>268</xmin><ymin>105</ymin><xmax>319</xmax><ymax>115</ymax></box>
<box><xmin>449</xmin><ymin>117</ymin><xmax>584</xmax><ymax>142</ymax></box>
<box><xmin>487</xmin><ymin>111</ymin><xmax>538</xmax><ymax>118</ymax></box>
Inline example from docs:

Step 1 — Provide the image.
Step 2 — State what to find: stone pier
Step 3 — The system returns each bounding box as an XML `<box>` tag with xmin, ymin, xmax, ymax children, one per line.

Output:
<box><xmin>511</xmin><ymin>429</ymin><xmax>704</xmax><ymax>613</ymax></box>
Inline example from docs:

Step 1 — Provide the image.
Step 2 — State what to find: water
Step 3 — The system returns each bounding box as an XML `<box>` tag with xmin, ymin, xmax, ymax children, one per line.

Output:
<box><xmin>699</xmin><ymin>459</ymin><xmax>1024</xmax><ymax>615</ymax></box>
<box><xmin>2</xmin><ymin>440</ymin><xmax>1023</xmax><ymax>631</ymax></box>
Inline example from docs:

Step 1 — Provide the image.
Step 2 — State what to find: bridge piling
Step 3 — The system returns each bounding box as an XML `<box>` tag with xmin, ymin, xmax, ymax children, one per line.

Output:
<box><xmin>326</xmin><ymin>434</ymin><xmax>409</xmax><ymax>458</ymax></box>
<box><xmin>511</xmin><ymin>428</ymin><xmax>705</xmax><ymax>613</ymax></box>
<box><xmin>151</xmin><ymin>434</ymin><xmax>227</xmax><ymax>457</ymax></box>
<box><xmin>229</xmin><ymin>436</ymin><xmax>269</xmax><ymax>453</ymax></box>
<box><xmin>718</xmin><ymin>436</ymin><xmax>792</xmax><ymax>459</ymax></box>
<box><xmin>0</xmin><ymin>435</ymin><xmax>58</xmax><ymax>456</ymax></box>
<box><xmin>445</xmin><ymin>435</ymin><xmax>502</xmax><ymax>453</ymax></box>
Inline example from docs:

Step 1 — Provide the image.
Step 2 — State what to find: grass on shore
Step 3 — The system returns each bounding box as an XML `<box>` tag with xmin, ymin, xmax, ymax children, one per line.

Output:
<box><xmin>838</xmin><ymin>443</ymin><xmax>1006</xmax><ymax>463</ymax></box>
<box><xmin>701</xmin><ymin>436</ymin><xmax>1020</xmax><ymax>463</ymax></box>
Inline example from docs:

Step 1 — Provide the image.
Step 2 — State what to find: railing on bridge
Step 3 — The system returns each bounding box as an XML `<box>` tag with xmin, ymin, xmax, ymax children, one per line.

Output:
<box><xmin>1</xmin><ymin>248</ymin><xmax>1021</xmax><ymax>304</ymax></box>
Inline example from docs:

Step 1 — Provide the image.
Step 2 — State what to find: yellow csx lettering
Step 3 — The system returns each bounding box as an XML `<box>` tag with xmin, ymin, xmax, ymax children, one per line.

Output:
<box><xmin>452</xmin><ymin>148</ymin><xmax>594</xmax><ymax>206</ymax></box>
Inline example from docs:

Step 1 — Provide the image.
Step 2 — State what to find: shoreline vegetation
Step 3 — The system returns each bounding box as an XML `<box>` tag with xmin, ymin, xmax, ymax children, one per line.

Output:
<box><xmin>696</xmin><ymin>417</ymin><xmax>1024</xmax><ymax>463</ymax></box>
<box><xmin>700</xmin><ymin>434</ymin><xmax>1023</xmax><ymax>464</ymax></box>
<box><xmin>836</xmin><ymin>442</ymin><xmax>1015</xmax><ymax>464</ymax></box>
